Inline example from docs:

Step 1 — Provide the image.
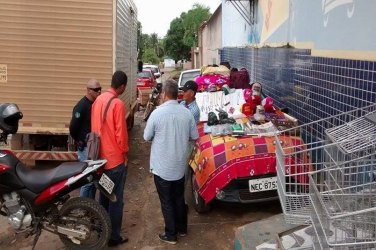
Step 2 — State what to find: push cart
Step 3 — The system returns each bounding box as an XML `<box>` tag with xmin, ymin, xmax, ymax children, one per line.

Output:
<box><xmin>137</xmin><ymin>87</ymin><xmax>152</xmax><ymax>108</ymax></box>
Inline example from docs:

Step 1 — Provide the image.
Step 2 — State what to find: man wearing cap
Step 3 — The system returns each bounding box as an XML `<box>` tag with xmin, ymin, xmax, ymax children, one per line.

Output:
<box><xmin>180</xmin><ymin>80</ymin><xmax>200</xmax><ymax>124</ymax></box>
<box><xmin>69</xmin><ymin>78</ymin><xmax>101</xmax><ymax>199</ymax></box>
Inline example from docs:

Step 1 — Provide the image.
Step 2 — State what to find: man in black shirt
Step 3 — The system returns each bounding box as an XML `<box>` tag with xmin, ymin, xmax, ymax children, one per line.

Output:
<box><xmin>69</xmin><ymin>78</ymin><xmax>102</xmax><ymax>198</ymax></box>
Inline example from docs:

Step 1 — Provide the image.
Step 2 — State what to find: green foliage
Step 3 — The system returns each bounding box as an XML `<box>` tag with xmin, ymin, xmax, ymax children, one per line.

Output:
<box><xmin>138</xmin><ymin>3</ymin><xmax>211</xmax><ymax>63</ymax></box>
<box><xmin>164</xmin><ymin>17</ymin><xmax>191</xmax><ymax>62</ymax></box>
<box><xmin>182</xmin><ymin>4</ymin><xmax>211</xmax><ymax>47</ymax></box>
<box><xmin>138</xmin><ymin>32</ymin><xmax>164</xmax><ymax>63</ymax></box>
<box><xmin>142</xmin><ymin>48</ymin><xmax>160</xmax><ymax>65</ymax></box>
<box><xmin>137</xmin><ymin>21</ymin><xmax>143</xmax><ymax>58</ymax></box>
<box><xmin>164</xmin><ymin>4</ymin><xmax>211</xmax><ymax>62</ymax></box>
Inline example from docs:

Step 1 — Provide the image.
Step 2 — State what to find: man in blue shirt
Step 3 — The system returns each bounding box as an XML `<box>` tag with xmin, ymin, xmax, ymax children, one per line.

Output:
<box><xmin>144</xmin><ymin>79</ymin><xmax>199</xmax><ymax>245</ymax></box>
<box><xmin>180</xmin><ymin>80</ymin><xmax>200</xmax><ymax>124</ymax></box>
<box><xmin>180</xmin><ymin>80</ymin><xmax>200</xmax><ymax>190</ymax></box>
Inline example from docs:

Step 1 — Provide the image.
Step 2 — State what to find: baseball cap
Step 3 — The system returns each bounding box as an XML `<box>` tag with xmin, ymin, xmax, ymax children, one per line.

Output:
<box><xmin>182</xmin><ymin>80</ymin><xmax>198</xmax><ymax>92</ymax></box>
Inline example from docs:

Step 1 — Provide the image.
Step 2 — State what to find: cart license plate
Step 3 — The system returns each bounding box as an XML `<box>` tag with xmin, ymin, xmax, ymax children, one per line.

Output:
<box><xmin>99</xmin><ymin>173</ymin><xmax>114</xmax><ymax>194</ymax></box>
<box><xmin>249</xmin><ymin>177</ymin><xmax>277</xmax><ymax>192</ymax></box>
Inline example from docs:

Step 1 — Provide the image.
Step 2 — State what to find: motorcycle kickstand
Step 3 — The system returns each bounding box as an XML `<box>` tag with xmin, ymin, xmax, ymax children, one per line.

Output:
<box><xmin>31</xmin><ymin>227</ymin><xmax>42</xmax><ymax>250</ymax></box>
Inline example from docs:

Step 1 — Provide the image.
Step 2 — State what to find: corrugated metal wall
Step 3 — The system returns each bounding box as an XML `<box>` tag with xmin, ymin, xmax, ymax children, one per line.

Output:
<box><xmin>116</xmin><ymin>0</ymin><xmax>137</xmax><ymax>113</ymax></box>
<box><xmin>0</xmin><ymin>0</ymin><xmax>113</xmax><ymax>131</ymax></box>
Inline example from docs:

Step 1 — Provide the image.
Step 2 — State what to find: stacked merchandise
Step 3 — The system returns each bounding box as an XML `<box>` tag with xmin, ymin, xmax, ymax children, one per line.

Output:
<box><xmin>195</xmin><ymin>65</ymin><xmax>230</xmax><ymax>92</ymax></box>
<box><xmin>193</xmin><ymin>65</ymin><xmax>293</xmax><ymax>137</ymax></box>
<box><xmin>195</xmin><ymin>89</ymin><xmax>245</xmax><ymax>122</ymax></box>
<box><xmin>196</xmin><ymin>90</ymin><xmax>290</xmax><ymax>137</ymax></box>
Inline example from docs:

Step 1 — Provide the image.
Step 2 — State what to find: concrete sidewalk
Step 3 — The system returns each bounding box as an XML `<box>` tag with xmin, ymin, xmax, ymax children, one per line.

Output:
<box><xmin>234</xmin><ymin>213</ymin><xmax>311</xmax><ymax>250</ymax></box>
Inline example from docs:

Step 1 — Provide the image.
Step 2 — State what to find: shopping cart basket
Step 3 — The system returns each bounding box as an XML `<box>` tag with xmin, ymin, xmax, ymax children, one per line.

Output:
<box><xmin>309</xmin><ymin>160</ymin><xmax>376</xmax><ymax>249</ymax></box>
<box><xmin>275</xmin><ymin>103</ymin><xmax>376</xmax><ymax>225</ymax></box>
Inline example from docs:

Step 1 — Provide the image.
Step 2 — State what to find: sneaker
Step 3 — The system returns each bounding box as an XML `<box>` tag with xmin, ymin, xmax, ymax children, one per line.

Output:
<box><xmin>108</xmin><ymin>236</ymin><xmax>128</xmax><ymax>247</ymax></box>
<box><xmin>178</xmin><ymin>232</ymin><xmax>187</xmax><ymax>237</ymax></box>
<box><xmin>158</xmin><ymin>233</ymin><xmax>177</xmax><ymax>245</ymax></box>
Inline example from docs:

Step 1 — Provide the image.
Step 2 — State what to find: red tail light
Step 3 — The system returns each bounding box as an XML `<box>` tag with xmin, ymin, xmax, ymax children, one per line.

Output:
<box><xmin>0</xmin><ymin>163</ymin><xmax>10</xmax><ymax>173</ymax></box>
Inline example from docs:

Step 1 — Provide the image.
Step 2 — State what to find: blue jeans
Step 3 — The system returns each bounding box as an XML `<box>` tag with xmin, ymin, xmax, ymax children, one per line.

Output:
<box><xmin>78</xmin><ymin>148</ymin><xmax>96</xmax><ymax>199</ymax></box>
<box><xmin>77</xmin><ymin>147</ymin><xmax>88</xmax><ymax>162</ymax></box>
<box><xmin>99</xmin><ymin>163</ymin><xmax>127</xmax><ymax>241</ymax></box>
<box><xmin>154</xmin><ymin>175</ymin><xmax>187</xmax><ymax>239</ymax></box>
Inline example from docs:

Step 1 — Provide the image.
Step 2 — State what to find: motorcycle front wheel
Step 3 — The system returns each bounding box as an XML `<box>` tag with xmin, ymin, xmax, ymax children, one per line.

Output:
<box><xmin>58</xmin><ymin>197</ymin><xmax>111</xmax><ymax>250</ymax></box>
<box><xmin>143</xmin><ymin>100</ymin><xmax>155</xmax><ymax>121</ymax></box>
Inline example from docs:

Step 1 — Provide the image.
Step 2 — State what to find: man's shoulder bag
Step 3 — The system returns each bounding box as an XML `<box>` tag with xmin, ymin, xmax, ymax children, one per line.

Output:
<box><xmin>86</xmin><ymin>96</ymin><xmax>116</xmax><ymax>160</ymax></box>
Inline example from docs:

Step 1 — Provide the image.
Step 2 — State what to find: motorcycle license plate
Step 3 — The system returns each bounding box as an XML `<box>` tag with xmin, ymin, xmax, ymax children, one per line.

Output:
<box><xmin>249</xmin><ymin>177</ymin><xmax>277</xmax><ymax>192</ymax></box>
<box><xmin>99</xmin><ymin>173</ymin><xmax>115</xmax><ymax>194</ymax></box>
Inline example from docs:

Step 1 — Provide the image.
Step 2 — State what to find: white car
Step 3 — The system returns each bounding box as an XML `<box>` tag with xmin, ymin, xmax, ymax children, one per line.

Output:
<box><xmin>177</xmin><ymin>69</ymin><xmax>201</xmax><ymax>89</ymax></box>
<box><xmin>143</xmin><ymin>64</ymin><xmax>163</xmax><ymax>83</ymax></box>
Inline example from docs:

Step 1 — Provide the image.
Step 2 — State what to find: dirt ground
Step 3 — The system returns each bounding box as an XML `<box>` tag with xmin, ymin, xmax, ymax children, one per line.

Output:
<box><xmin>0</xmin><ymin>71</ymin><xmax>282</xmax><ymax>250</ymax></box>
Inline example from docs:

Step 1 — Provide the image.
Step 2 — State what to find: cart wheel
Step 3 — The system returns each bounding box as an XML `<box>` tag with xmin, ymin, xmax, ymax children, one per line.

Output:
<box><xmin>189</xmin><ymin>168</ymin><xmax>211</xmax><ymax>213</ymax></box>
<box><xmin>143</xmin><ymin>101</ymin><xmax>155</xmax><ymax>121</ymax></box>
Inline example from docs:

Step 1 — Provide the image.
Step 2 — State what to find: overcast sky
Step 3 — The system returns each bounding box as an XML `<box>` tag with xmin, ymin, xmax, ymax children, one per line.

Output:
<box><xmin>133</xmin><ymin>0</ymin><xmax>221</xmax><ymax>38</ymax></box>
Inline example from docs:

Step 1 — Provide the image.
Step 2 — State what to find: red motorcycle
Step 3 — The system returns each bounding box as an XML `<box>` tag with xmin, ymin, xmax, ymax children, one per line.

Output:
<box><xmin>0</xmin><ymin>103</ymin><xmax>113</xmax><ymax>250</ymax></box>
<box><xmin>143</xmin><ymin>82</ymin><xmax>163</xmax><ymax>121</ymax></box>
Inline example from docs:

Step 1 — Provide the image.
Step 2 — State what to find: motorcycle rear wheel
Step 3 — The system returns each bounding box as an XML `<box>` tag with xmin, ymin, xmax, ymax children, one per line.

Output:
<box><xmin>58</xmin><ymin>197</ymin><xmax>111</xmax><ymax>250</ymax></box>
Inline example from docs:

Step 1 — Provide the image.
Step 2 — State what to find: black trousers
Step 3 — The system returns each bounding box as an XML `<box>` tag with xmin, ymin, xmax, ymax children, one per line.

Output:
<box><xmin>154</xmin><ymin>174</ymin><xmax>187</xmax><ymax>238</ymax></box>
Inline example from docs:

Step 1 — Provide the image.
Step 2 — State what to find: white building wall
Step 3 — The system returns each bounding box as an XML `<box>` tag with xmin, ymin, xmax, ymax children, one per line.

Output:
<box><xmin>221</xmin><ymin>1</ymin><xmax>251</xmax><ymax>47</ymax></box>
<box><xmin>221</xmin><ymin>0</ymin><xmax>376</xmax><ymax>60</ymax></box>
<box><xmin>201</xmin><ymin>6</ymin><xmax>222</xmax><ymax>66</ymax></box>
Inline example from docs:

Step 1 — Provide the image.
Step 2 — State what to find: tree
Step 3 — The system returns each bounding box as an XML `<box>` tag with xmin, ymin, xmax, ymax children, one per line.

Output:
<box><xmin>137</xmin><ymin>21</ymin><xmax>143</xmax><ymax>59</ymax></box>
<box><xmin>142</xmin><ymin>48</ymin><xmax>160</xmax><ymax>65</ymax></box>
<box><xmin>150</xmin><ymin>33</ymin><xmax>164</xmax><ymax>58</ymax></box>
<box><xmin>182</xmin><ymin>4</ymin><xmax>211</xmax><ymax>48</ymax></box>
<box><xmin>164</xmin><ymin>17</ymin><xmax>190</xmax><ymax>62</ymax></box>
<box><xmin>138</xmin><ymin>32</ymin><xmax>164</xmax><ymax>63</ymax></box>
<box><xmin>164</xmin><ymin>4</ymin><xmax>211</xmax><ymax>62</ymax></box>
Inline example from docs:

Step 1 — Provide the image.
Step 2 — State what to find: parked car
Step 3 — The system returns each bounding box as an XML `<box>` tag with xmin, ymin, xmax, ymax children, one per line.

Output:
<box><xmin>187</xmin><ymin>103</ymin><xmax>301</xmax><ymax>213</ymax></box>
<box><xmin>177</xmin><ymin>69</ymin><xmax>201</xmax><ymax>100</ymax></box>
<box><xmin>143</xmin><ymin>64</ymin><xmax>163</xmax><ymax>83</ymax></box>
<box><xmin>177</xmin><ymin>69</ymin><xmax>201</xmax><ymax>88</ymax></box>
<box><xmin>137</xmin><ymin>69</ymin><xmax>156</xmax><ymax>88</ymax></box>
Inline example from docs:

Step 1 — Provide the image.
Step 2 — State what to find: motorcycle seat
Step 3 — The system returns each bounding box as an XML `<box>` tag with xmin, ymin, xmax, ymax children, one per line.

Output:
<box><xmin>16</xmin><ymin>162</ymin><xmax>88</xmax><ymax>194</ymax></box>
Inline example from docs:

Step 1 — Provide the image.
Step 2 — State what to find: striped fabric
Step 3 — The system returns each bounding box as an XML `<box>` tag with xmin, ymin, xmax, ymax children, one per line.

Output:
<box><xmin>180</xmin><ymin>99</ymin><xmax>200</xmax><ymax>124</ymax></box>
<box><xmin>144</xmin><ymin>100</ymin><xmax>199</xmax><ymax>181</ymax></box>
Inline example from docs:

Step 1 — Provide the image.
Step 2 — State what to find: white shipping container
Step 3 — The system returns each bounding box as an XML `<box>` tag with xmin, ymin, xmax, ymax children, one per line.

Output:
<box><xmin>0</xmin><ymin>0</ymin><xmax>138</xmax><ymax>161</ymax></box>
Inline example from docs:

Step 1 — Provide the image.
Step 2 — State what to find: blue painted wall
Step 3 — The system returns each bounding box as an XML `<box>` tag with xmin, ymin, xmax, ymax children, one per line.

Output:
<box><xmin>221</xmin><ymin>48</ymin><xmax>376</xmax><ymax>124</ymax></box>
<box><xmin>220</xmin><ymin>0</ymin><xmax>375</xmax><ymax>123</ymax></box>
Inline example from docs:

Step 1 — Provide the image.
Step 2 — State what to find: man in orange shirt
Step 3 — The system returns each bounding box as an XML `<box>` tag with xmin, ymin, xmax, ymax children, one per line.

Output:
<box><xmin>91</xmin><ymin>70</ymin><xmax>129</xmax><ymax>247</ymax></box>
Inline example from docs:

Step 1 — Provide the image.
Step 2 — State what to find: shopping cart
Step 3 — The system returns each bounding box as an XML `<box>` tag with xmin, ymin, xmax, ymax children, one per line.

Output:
<box><xmin>275</xmin><ymin>103</ymin><xmax>376</xmax><ymax>225</ymax></box>
<box><xmin>310</xmin><ymin>158</ymin><xmax>376</xmax><ymax>249</ymax></box>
